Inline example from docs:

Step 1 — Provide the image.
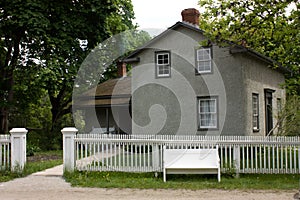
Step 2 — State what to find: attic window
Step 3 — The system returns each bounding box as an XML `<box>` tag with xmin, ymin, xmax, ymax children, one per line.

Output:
<box><xmin>155</xmin><ymin>51</ymin><xmax>171</xmax><ymax>77</ymax></box>
<box><xmin>196</xmin><ymin>48</ymin><xmax>212</xmax><ymax>73</ymax></box>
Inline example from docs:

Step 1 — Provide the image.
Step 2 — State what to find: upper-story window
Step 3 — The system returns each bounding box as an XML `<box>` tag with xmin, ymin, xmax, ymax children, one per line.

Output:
<box><xmin>196</xmin><ymin>48</ymin><xmax>212</xmax><ymax>73</ymax></box>
<box><xmin>155</xmin><ymin>51</ymin><xmax>170</xmax><ymax>77</ymax></box>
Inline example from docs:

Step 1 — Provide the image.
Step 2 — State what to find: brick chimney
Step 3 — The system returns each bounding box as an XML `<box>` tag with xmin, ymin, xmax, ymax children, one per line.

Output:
<box><xmin>181</xmin><ymin>8</ymin><xmax>200</xmax><ymax>28</ymax></box>
<box><xmin>117</xmin><ymin>61</ymin><xmax>127</xmax><ymax>78</ymax></box>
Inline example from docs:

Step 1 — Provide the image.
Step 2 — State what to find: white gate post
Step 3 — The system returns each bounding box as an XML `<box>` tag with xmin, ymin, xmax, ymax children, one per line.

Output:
<box><xmin>61</xmin><ymin>127</ymin><xmax>78</xmax><ymax>172</ymax></box>
<box><xmin>10</xmin><ymin>128</ymin><xmax>28</xmax><ymax>172</ymax></box>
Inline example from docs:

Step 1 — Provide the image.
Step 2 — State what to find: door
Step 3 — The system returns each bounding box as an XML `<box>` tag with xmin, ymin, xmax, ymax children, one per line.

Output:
<box><xmin>264</xmin><ymin>89</ymin><xmax>275</xmax><ymax>135</ymax></box>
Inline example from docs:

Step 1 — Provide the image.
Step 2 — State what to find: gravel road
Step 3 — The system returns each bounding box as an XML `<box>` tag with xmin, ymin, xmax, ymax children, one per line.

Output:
<box><xmin>0</xmin><ymin>165</ymin><xmax>297</xmax><ymax>200</ymax></box>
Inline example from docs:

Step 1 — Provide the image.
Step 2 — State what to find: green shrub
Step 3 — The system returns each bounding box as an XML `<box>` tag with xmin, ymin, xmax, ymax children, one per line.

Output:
<box><xmin>26</xmin><ymin>143</ymin><xmax>41</xmax><ymax>156</ymax></box>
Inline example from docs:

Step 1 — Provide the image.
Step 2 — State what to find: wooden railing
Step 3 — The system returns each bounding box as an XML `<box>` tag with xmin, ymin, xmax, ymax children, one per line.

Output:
<box><xmin>0</xmin><ymin>135</ymin><xmax>10</xmax><ymax>170</ymax></box>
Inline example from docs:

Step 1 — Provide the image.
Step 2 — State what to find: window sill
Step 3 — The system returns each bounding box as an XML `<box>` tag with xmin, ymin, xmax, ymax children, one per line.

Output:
<box><xmin>156</xmin><ymin>75</ymin><xmax>171</xmax><ymax>78</ymax></box>
<box><xmin>196</xmin><ymin>71</ymin><xmax>212</xmax><ymax>75</ymax></box>
<box><xmin>253</xmin><ymin>129</ymin><xmax>260</xmax><ymax>132</ymax></box>
<box><xmin>198</xmin><ymin>127</ymin><xmax>219</xmax><ymax>131</ymax></box>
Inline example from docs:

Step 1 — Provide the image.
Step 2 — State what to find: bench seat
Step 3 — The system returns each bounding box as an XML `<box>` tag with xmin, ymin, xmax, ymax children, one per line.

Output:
<box><xmin>163</xmin><ymin>148</ymin><xmax>221</xmax><ymax>182</ymax></box>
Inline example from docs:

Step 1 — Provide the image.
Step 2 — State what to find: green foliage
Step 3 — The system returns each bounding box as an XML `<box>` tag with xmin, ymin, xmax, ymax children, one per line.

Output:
<box><xmin>222</xmin><ymin>162</ymin><xmax>238</xmax><ymax>178</ymax></box>
<box><xmin>0</xmin><ymin>0</ymin><xmax>136</xmax><ymax>141</ymax></box>
<box><xmin>276</xmin><ymin>95</ymin><xmax>300</xmax><ymax>136</ymax></box>
<box><xmin>89</xmin><ymin>29</ymin><xmax>152</xmax><ymax>84</ymax></box>
<box><xmin>199</xmin><ymin>0</ymin><xmax>300</xmax><ymax>95</ymax></box>
<box><xmin>64</xmin><ymin>171</ymin><xmax>300</xmax><ymax>190</ymax></box>
<box><xmin>26</xmin><ymin>143</ymin><xmax>41</xmax><ymax>157</ymax></box>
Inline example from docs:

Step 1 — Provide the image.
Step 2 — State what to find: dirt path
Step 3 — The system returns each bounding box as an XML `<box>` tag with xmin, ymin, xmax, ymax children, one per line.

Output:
<box><xmin>0</xmin><ymin>165</ymin><xmax>297</xmax><ymax>200</ymax></box>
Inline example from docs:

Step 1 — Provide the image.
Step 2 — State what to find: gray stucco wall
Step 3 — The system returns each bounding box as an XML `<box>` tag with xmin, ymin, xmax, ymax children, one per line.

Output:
<box><xmin>131</xmin><ymin>25</ymin><xmax>249</xmax><ymax>136</ymax></box>
<box><xmin>239</xmin><ymin>54</ymin><xmax>286</xmax><ymax>136</ymax></box>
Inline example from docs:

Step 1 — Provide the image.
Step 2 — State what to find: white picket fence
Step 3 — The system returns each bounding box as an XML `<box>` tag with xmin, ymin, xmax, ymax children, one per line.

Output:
<box><xmin>0</xmin><ymin>135</ymin><xmax>11</xmax><ymax>170</ymax></box>
<box><xmin>61</xmin><ymin>131</ymin><xmax>300</xmax><ymax>174</ymax></box>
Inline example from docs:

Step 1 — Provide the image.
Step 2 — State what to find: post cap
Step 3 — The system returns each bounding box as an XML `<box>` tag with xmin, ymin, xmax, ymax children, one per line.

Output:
<box><xmin>9</xmin><ymin>128</ymin><xmax>28</xmax><ymax>134</ymax></box>
<box><xmin>61</xmin><ymin>127</ymin><xmax>78</xmax><ymax>134</ymax></box>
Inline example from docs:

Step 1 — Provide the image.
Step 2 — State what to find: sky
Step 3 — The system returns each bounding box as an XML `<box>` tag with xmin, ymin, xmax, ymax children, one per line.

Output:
<box><xmin>131</xmin><ymin>0</ymin><xmax>200</xmax><ymax>30</ymax></box>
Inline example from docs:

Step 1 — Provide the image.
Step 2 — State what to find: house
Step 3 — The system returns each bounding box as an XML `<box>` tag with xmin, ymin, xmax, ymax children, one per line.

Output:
<box><xmin>78</xmin><ymin>8</ymin><xmax>288</xmax><ymax>136</ymax></box>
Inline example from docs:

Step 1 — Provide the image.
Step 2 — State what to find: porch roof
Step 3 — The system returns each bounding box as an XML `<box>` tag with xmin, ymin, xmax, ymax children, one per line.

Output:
<box><xmin>74</xmin><ymin>77</ymin><xmax>131</xmax><ymax>108</ymax></box>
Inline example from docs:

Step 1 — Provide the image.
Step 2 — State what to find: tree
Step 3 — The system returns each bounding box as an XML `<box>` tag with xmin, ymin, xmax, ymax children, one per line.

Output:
<box><xmin>0</xmin><ymin>0</ymin><xmax>135</xmax><ymax>134</ymax></box>
<box><xmin>100</xmin><ymin>30</ymin><xmax>152</xmax><ymax>83</ymax></box>
<box><xmin>198</xmin><ymin>0</ymin><xmax>299</xmax><ymax>95</ymax></box>
<box><xmin>275</xmin><ymin>95</ymin><xmax>300</xmax><ymax>136</ymax></box>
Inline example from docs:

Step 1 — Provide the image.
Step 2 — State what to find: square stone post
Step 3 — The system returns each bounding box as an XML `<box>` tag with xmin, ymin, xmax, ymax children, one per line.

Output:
<box><xmin>61</xmin><ymin>127</ymin><xmax>78</xmax><ymax>172</ymax></box>
<box><xmin>10</xmin><ymin>128</ymin><xmax>28</xmax><ymax>172</ymax></box>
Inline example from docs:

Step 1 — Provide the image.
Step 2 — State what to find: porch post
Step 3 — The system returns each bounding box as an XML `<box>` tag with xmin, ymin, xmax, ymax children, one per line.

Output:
<box><xmin>61</xmin><ymin>127</ymin><xmax>78</xmax><ymax>172</ymax></box>
<box><xmin>10</xmin><ymin>128</ymin><xmax>28</xmax><ymax>172</ymax></box>
<box><xmin>106</xmin><ymin>108</ymin><xmax>109</xmax><ymax>133</ymax></box>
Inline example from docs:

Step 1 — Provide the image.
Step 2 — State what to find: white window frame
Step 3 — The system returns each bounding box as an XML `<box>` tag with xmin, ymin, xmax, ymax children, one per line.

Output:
<box><xmin>198</xmin><ymin>97</ymin><xmax>218</xmax><ymax>129</ymax></box>
<box><xmin>156</xmin><ymin>52</ymin><xmax>170</xmax><ymax>77</ymax></box>
<box><xmin>196</xmin><ymin>48</ymin><xmax>212</xmax><ymax>73</ymax></box>
<box><xmin>252</xmin><ymin>93</ymin><xmax>259</xmax><ymax>131</ymax></box>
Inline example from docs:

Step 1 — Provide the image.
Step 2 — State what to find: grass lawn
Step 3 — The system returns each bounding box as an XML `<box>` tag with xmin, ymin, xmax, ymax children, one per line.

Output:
<box><xmin>0</xmin><ymin>150</ymin><xmax>63</xmax><ymax>182</ymax></box>
<box><xmin>64</xmin><ymin>171</ymin><xmax>300</xmax><ymax>190</ymax></box>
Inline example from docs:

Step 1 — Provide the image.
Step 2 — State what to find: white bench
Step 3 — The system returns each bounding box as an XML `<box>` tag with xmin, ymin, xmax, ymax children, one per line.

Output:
<box><xmin>163</xmin><ymin>147</ymin><xmax>221</xmax><ymax>182</ymax></box>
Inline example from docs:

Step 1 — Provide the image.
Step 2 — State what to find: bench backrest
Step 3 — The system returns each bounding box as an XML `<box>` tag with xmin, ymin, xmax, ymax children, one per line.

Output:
<box><xmin>163</xmin><ymin>148</ymin><xmax>219</xmax><ymax>169</ymax></box>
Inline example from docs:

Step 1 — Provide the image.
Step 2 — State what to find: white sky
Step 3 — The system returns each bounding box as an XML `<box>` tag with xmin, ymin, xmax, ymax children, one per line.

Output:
<box><xmin>132</xmin><ymin>0</ymin><xmax>200</xmax><ymax>29</ymax></box>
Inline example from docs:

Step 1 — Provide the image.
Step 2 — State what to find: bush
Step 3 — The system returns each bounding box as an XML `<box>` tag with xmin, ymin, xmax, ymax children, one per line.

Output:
<box><xmin>26</xmin><ymin>143</ymin><xmax>41</xmax><ymax>156</ymax></box>
<box><xmin>277</xmin><ymin>95</ymin><xmax>300</xmax><ymax>136</ymax></box>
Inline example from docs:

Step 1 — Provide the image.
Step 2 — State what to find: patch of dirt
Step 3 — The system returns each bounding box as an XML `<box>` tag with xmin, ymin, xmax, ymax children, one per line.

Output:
<box><xmin>27</xmin><ymin>154</ymin><xmax>62</xmax><ymax>162</ymax></box>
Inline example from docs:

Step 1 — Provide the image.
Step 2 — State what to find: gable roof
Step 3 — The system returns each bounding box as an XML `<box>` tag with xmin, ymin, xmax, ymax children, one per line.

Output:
<box><xmin>124</xmin><ymin>21</ymin><xmax>290</xmax><ymax>75</ymax></box>
<box><xmin>125</xmin><ymin>22</ymin><xmax>203</xmax><ymax>60</ymax></box>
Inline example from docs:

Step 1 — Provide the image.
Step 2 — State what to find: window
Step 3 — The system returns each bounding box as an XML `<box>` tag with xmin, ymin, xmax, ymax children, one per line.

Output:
<box><xmin>155</xmin><ymin>51</ymin><xmax>170</xmax><ymax>77</ymax></box>
<box><xmin>198</xmin><ymin>97</ymin><xmax>218</xmax><ymax>129</ymax></box>
<box><xmin>252</xmin><ymin>93</ymin><xmax>259</xmax><ymax>131</ymax></box>
<box><xmin>196</xmin><ymin>48</ymin><xmax>212</xmax><ymax>73</ymax></box>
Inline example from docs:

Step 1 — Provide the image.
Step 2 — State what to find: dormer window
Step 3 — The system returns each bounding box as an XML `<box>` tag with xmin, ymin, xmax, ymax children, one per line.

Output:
<box><xmin>196</xmin><ymin>48</ymin><xmax>212</xmax><ymax>73</ymax></box>
<box><xmin>155</xmin><ymin>51</ymin><xmax>171</xmax><ymax>77</ymax></box>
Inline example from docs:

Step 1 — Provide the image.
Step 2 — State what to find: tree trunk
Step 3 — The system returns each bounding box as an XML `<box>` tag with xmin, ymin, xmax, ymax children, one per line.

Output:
<box><xmin>0</xmin><ymin>108</ymin><xmax>8</xmax><ymax>134</ymax></box>
<box><xmin>0</xmin><ymin>34</ymin><xmax>21</xmax><ymax>134</ymax></box>
<box><xmin>48</xmin><ymin>86</ymin><xmax>72</xmax><ymax>132</ymax></box>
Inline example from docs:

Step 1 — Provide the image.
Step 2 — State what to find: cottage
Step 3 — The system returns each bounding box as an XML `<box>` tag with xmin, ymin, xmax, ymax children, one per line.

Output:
<box><xmin>79</xmin><ymin>8</ymin><xmax>288</xmax><ymax>136</ymax></box>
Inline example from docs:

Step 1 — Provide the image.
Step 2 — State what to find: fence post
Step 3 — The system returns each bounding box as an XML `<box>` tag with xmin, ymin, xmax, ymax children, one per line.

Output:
<box><xmin>10</xmin><ymin>128</ymin><xmax>28</xmax><ymax>172</ymax></box>
<box><xmin>233</xmin><ymin>145</ymin><xmax>240</xmax><ymax>177</ymax></box>
<box><xmin>61</xmin><ymin>127</ymin><xmax>78</xmax><ymax>172</ymax></box>
<box><xmin>152</xmin><ymin>144</ymin><xmax>160</xmax><ymax>171</ymax></box>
